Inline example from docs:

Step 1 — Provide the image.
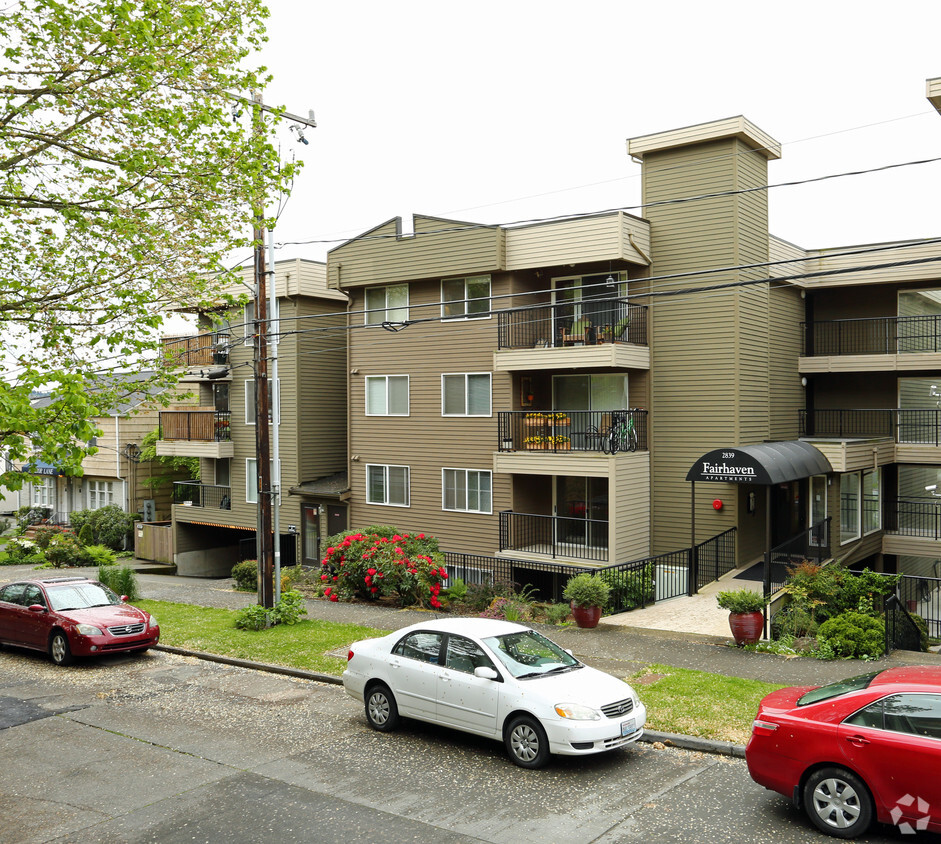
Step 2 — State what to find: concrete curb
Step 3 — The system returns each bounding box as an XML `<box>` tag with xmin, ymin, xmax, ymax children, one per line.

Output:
<box><xmin>155</xmin><ymin>644</ymin><xmax>747</xmax><ymax>759</ymax></box>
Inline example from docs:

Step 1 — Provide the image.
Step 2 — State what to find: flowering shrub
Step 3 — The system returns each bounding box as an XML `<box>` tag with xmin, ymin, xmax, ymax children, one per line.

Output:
<box><xmin>320</xmin><ymin>528</ymin><xmax>447</xmax><ymax>609</ymax></box>
<box><xmin>4</xmin><ymin>537</ymin><xmax>41</xmax><ymax>563</ymax></box>
<box><xmin>44</xmin><ymin>532</ymin><xmax>86</xmax><ymax>568</ymax></box>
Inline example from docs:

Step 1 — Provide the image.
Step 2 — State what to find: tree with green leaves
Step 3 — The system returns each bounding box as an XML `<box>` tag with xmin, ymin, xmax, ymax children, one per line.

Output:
<box><xmin>0</xmin><ymin>0</ymin><xmax>294</xmax><ymax>488</ymax></box>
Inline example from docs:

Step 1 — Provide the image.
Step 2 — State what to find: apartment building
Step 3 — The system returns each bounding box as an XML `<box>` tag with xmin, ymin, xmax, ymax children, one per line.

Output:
<box><xmin>326</xmin><ymin>78</ymin><xmax>941</xmax><ymax>600</ymax></box>
<box><xmin>155</xmin><ymin>258</ymin><xmax>349</xmax><ymax>576</ymax></box>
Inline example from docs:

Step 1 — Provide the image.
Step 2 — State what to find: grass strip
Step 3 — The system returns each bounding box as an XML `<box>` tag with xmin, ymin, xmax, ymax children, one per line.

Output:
<box><xmin>628</xmin><ymin>664</ymin><xmax>785</xmax><ymax>745</ymax></box>
<box><xmin>136</xmin><ymin>599</ymin><xmax>387</xmax><ymax>677</ymax></box>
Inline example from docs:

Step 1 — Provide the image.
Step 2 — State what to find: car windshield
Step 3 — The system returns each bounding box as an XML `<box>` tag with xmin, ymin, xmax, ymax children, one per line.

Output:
<box><xmin>483</xmin><ymin>629</ymin><xmax>581</xmax><ymax>679</ymax></box>
<box><xmin>46</xmin><ymin>582</ymin><xmax>121</xmax><ymax>612</ymax></box>
<box><xmin>797</xmin><ymin>671</ymin><xmax>881</xmax><ymax>706</ymax></box>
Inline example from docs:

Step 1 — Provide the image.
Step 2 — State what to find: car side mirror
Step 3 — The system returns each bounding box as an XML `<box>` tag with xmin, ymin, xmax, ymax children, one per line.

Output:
<box><xmin>120</xmin><ymin>595</ymin><xmax>129</xmax><ymax>603</ymax></box>
<box><xmin>27</xmin><ymin>604</ymin><xmax>46</xmax><ymax>613</ymax></box>
<box><xmin>474</xmin><ymin>666</ymin><xmax>499</xmax><ymax>680</ymax></box>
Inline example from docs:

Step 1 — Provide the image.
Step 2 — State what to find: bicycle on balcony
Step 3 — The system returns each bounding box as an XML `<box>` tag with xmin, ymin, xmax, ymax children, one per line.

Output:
<box><xmin>587</xmin><ymin>410</ymin><xmax>638</xmax><ymax>454</ymax></box>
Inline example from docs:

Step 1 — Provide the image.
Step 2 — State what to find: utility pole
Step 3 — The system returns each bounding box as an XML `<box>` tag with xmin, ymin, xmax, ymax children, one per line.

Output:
<box><xmin>248</xmin><ymin>92</ymin><xmax>316</xmax><ymax>610</ymax></box>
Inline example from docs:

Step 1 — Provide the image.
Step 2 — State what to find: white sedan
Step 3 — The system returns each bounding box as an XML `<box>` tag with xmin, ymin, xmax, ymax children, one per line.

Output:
<box><xmin>342</xmin><ymin>617</ymin><xmax>646</xmax><ymax>768</ymax></box>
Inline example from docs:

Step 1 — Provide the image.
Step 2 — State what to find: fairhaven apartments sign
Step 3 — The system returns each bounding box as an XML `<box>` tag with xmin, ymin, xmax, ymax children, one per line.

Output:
<box><xmin>686</xmin><ymin>448</ymin><xmax>767</xmax><ymax>484</ymax></box>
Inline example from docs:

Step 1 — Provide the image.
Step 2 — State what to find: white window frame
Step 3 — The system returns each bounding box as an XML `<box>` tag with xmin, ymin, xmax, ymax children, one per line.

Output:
<box><xmin>441</xmin><ymin>373</ymin><xmax>492</xmax><ymax>417</ymax></box>
<box><xmin>245</xmin><ymin>458</ymin><xmax>282</xmax><ymax>504</ymax></box>
<box><xmin>441</xmin><ymin>274</ymin><xmax>491</xmax><ymax>320</ymax></box>
<box><xmin>31</xmin><ymin>477</ymin><xmax>55</xmax><ymax>508</ymax></box>
<box><xmin>840</xmin><ymin>472</ymin><xmax>861</xmax><ymax>545</ymax></box>
<box><xmin>245</xmin><ymin>378</ymin><xmax>280</xmax><ymax>425</ymax></box>
<box><xmin>87</xmin><ymin>480</ymin><xmax>115</xmax><ymax>510</ymax></box>
<box><xmin>442</xmin><ymin>468</ymin><xmax>492</xmax><ymax>514</ymax></box>
<box><xmin>243</xmin><ymin>301</ymin><xmax>255</xmax><ymax>345</ymax></box>
<box><xmin>862</xmin><ymin>468</ymin><xmax>881</xmax><ymax>536</ymax></box>
<box><xmin>365</xmin><ymin>375</ymin><xmax>410</xmax><ymax>416</ymax></box>
<box><xmin>365</xmin><ymin>284</ymin><xmax>409</xmax><ymax>325</ymax></box>
<box><xmin>366</xmin><ymin>464</ymin><xmax>410</xmax><ymax>507</ymax></box>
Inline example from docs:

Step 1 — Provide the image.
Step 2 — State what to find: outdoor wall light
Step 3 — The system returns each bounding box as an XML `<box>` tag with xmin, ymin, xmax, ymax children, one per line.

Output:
<box><xmin>801</xmin><ymin>377</ymin><xmax>808</xmax><ymax>387</ymax></box>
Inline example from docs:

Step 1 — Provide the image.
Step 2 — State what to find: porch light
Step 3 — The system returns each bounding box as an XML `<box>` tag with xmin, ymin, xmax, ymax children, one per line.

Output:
<box><xmin>605</xmin><ymin>274</ymin><xmax>616</xmax><ymax>288</ymax></box>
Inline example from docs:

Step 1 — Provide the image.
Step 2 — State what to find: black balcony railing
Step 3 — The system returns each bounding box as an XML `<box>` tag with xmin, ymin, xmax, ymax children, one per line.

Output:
<box><xmin>499</xmin><ymin>510</ymin><xmax>608</xmax><ymax>563</ymax></box>
<box><xmin>498</xmin><ymin>409</ymin><xmax>647</xmax><ymax>453</ymax></box>
<box><xmin>173</xmin><ymin>481</ymin><xmax>232</xmax><ymax>509</ymax></box>
<box><xmin>159</xmin><ymin>410</ymin><xmax>231</xmax><ymax>442</ymax></box>
<box><xmin>802</xmin><ymin>314</ymin><xmax>941</xmax><ymax>356</ymax></box>
<box><xmin>887</xmin><ymin>498</ymin><xmax>941</xmax><ymax>539</ymax></box>
<box><xmin>800</xmin><ymin>408</ymin><xmax>941</xmax><ymax>444</ymax></box>
<box><xmin>497</xmin><ymin>299</ymin><xmax>648</xmax><ymax>350</ymax></box>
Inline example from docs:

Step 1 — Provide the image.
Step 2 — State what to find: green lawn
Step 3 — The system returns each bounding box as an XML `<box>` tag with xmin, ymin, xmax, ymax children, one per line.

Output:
<box><xmin>139</xmin><ymin>599</ymin><xmax>782</xmax><ymax>744</ymax></box>
<box><xmin>137</xmin><ymin>600</ymin><xmax>387</xmax><ymax>677</ymax></box>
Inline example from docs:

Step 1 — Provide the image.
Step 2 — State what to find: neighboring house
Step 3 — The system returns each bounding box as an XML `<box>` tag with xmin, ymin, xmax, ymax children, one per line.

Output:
<box><xmin>16</xmin><ymin>373</ymin><xmax>186</xmax><ymax>526</ymax></box>
<box><xmin>323</xmin><ymin>77</ymin><xmax>941</xmax><ymax>600</ymax></box>
<box><xmin>155</xmin><ymin>258</ymin><xmax>349</xmax><ymax>576</ymax></box>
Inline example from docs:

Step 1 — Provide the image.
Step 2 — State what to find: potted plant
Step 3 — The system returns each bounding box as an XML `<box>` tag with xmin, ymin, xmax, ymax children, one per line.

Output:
<box><xmin>563</xmin><ymin>572</ymin><xmax>611</xmax><ymax>629</ymax></box>
<box><xmin>716</xmin><ymin>588</ymin><xmax>766</xmax><ymax>646</ymax></box>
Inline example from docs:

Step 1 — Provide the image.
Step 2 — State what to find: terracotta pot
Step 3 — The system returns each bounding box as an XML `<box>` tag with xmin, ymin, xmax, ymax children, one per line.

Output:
<box><xmin>728</xmin><ymin>611</ymin><xmax>764</xmax><ymax>646</ymax></box>
<box><xmin>571</xmin><ymin>602</ymin><xmax>602</xmax><ymax>629</ymax></box>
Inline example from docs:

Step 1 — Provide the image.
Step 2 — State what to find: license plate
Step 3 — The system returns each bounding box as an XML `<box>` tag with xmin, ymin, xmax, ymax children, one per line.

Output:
<box><xmin>621</xmin><ymin>718</ymin><xmax>636</xmax><ymax>736</ymax></box>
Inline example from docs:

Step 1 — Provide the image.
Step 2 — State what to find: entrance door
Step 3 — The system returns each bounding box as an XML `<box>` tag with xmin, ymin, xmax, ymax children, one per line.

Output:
<box><xmin>770</xmin><ymin>481</ymin><xmax>806</xmax><ymax>547</ymax></box>
<box><xmin>301</xmin><ymin>505</ymin><xmax>320</xmax><ymax>566</ymax></box>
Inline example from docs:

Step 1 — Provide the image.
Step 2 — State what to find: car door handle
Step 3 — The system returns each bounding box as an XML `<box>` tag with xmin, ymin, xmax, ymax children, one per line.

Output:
<box><xmin>845</xmin><ymin>735</ymin><xmax>870</xmax><ymax>747</ymax></box>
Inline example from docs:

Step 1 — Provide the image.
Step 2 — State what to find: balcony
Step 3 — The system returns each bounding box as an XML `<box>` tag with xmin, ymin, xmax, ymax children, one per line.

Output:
<box><xmin>162</xmin><ymin>332</ymin><xmax>231</xmax><ymax>370</ymax></box>
<box><xmin>800</xmin><ymin>315</ymin><xmax>941</xmax><ymax>372</ymax></box>
<box><xmin>499</xmin><ymin>511</ymin><xmax>608</xmax><ymax>564</ymax></box>
<box><xmin>883</xmin><ymin>498</ymin><xmax>941</xmax><ymax>558</ymax></box>
<box><xmin>800</xmin><ymin>409</ymin><xmax>941</xmax><ymax>444</ymax></box>
<box><xmin>494</xmin><ymin>301</ymin><xmax>649</xmax><ymax>372</ymax></box>
<box><xmin>173</xmin><ymin>481</ymin><xmax>232</xmax><ymax>510</ymax></box>
<box><xmin>497</xmin><ymin>409</ymin><xmax>648</xmax><ymax>453</ymax></box>
<box><xmin>156</xmin><ymin>409</ymin><xmax>234</xmax><ymax>459</ymax></box>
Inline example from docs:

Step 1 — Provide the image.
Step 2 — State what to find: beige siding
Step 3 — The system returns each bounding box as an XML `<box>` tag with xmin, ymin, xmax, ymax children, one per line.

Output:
<box><xmin>328</xmin><ymin>216</ymin><xmax>504</xmax><ymax>289</ymax></box>
<box><xmin>769</xmin><ymin>285</ymin><xmax>804</xmax><ymax>440</ymax></box>
<box><xmin>611</xmin><ymin>453</ymin><xmax>651</xmax><ymax>561</ymax></box>
<box><xmin>802</xmin><ymin>240</ymin><xmax>941</xmax><ymax>287</ymax></box>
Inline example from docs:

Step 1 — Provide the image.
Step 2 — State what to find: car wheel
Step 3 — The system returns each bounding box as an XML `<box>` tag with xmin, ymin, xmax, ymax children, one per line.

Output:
<box><xmin>364</xmin><ymin>683</ymin><xmax>400</xmax><ymax>732</ymax></box>
<box><xmin>505</xmin><ymin>715</ymin><xmax>550</xmax><ymax>769</ymax></box>
<box><xmin>49</xmin><ymin>630</ymin><xmax>73</xmax><ymax>666</ymax></box>
<box><xmin>803</xmin><ymin>767</ymin><xmax>873</xmax><ymax>839</ymax></box>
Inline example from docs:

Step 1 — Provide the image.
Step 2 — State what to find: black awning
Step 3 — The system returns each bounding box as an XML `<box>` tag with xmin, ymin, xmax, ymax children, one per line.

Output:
<box><xmin>686</xmin><ymin>441</ymin><xmax>831</xmax><ymax>485</ymax></box>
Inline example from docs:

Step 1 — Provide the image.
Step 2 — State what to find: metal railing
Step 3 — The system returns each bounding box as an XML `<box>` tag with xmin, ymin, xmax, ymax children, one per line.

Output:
<box><xmin>885</xmin><ymin>594</ymin><xmax>926</xmax><ymax>653</ymax></box>
<box><xmin>888</xmin><ymin>498</ymin><xmax>941</xmax><ymax>539</ymax></box>
<box><xmin>161</xmin><ymin>332</ymin><xmax>230</xmax><ymax>367</ymax></box>
<box><xmin>893</xmin><ymin>574</ymin><xmax>941</xmax><ymax>640</ymax></box>
<box><xmin>497</xmin><ymin>300</ymin><xmax>648</xmax><ymax>350</ymax></box>
<box><xmin>159</xmin><ymin>410</ymin><xmax>232</xmax><ymax>442</ymax></box>
<box><xmin>800</xmin><ymin>408</ymin><xmax>941</xmax><ymax>444</ymax></box>
<box><xmin>173</xmin><ymin>481</ymin><xmax>232</xmax><ymax>510</ymax></box>
<box><xmin>694</xmin><ymin>527</ymin><xmax>739</xmax><ymax>590</ymax></box>
<box><xmin>498</xmin><ymin>409</ymin><xmax>648</xmax><ymax>452</ymax></box>
<box><xmin>499</xmin><ymin>510</ymin><xmax>608</xmax><ymax>563</ymax></box>
<box><xmin>803</xmin><ymin>314</ymin><xmax>941</xmax><ymax>357</ymax></box>
<box><xmin>763</xmin><ymin>519</ymin><xmax>831</xmax><ymax>595</ymax></box>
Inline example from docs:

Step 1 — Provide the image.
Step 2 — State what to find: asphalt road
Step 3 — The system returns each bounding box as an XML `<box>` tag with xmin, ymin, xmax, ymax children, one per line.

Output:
<box><xmin>2</xmin><ymin>647</ymin><xmax>939</xmax><ymax>844</ymax></box>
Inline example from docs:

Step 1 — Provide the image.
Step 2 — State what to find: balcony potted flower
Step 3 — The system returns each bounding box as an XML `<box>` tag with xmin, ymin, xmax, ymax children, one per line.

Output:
<box><xmin>716</xmin><ymin>588</ymin><xmax>766</xmax><ymax>646</ymax></box>
<box><xmin>563</xmin><ymin>572</ymin><xmax>611</xmax><ymax>629</ymax></box>
<box><xmin>550</xmin><ymin>412</ymin><xmax>570</xmax><ymax>427</ymax></box>
<box><xmin>523</xmin><ymin>435</ymin><xmax>547</xmax><ymax>450</ymax></box>
<box><xmin>550</xmin><ymin>435</ymin><xmax>571</xmax><ymax>450</ymax></box>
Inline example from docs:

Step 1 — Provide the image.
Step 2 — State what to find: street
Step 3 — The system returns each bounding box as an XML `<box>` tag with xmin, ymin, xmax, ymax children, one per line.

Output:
<box><xmin>1</xmin><ymin>647</ymin><xmax>938</xmax><ymax>844</ymax></box>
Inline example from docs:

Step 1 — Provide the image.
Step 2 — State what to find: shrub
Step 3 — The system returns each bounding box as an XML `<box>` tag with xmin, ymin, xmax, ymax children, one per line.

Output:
<box><xmin>82</xmin><ymin>544</ymin><xmax>117</xmax><ymax>567</ymax></box>
<box><xmin>16</xmin><ymin>506</ymin><xmax>51</xmax><ymax>530</ymax></box>
<box><xmin>463</xmin><ymin>578</ymin><xmax>516</xmax><ymax>612</ymax></box>
<box><xmin>234</xmin><ymin>603</ymin><xmax>270</xmax><ymax>631</ymax></box>
<box><xmin>69</xmin><ymin>506</ymin><xmax>137</xmax><ymax>550</ymax></box>
<box><xmin>3</xmin><ymin>537</ymin><xmax>42</xmax><ymax>564</ymax></box>
<box><xmin>716</xmin><ymin>589</ymin><xmax>766</xmax><ymax>614</ymax></box>
<box><xmin>77</xmin><ymin>523</ymin><xmax>94</xmax><ymax>546</ymax></box>
<box><xmin>273</xmin><ymin>589</ymin><xmax>307</xmax><ymax>625</ymax></box>
<box><xmin>97</xmin><ymin>565</ymin><xmax>141</xmax><ymax>601</ymax></box>
<box><xmin>232</xmin><ymin>560</ymin><xmax>258</xmax><ymax>591</ymax></box>
<box><xmin>32</xmin><ymin>525</ymin><xmax>71</xmax><ymax>550</ymax></box>
<box><xmin>234</xmin><ymin>589</ymin><xmax>308</xmax><ymax>630</ymax></box>
<box><xmin>445</xmin><ymin>576</ymin><xmax>468</xmax><ymax>603</ymax></box>
<box><xmin>563</xmin><ymin>572</ymin><xmax>611</xmax><ymax>609</ymax></box>
<box><xmin>601</xmin><ymin>564</ymin><xmax>654</xmax><ymax>610</ymax></box>
<box><xmin>817</xmin><ymin>611</ymin><xmax>885</xmax><ymax>659</ymax></box>
<box><xmin>544</xmin><ymin>603</ymin><xmax>572</xmax><ymax>625</ymax></box>
<box><xmin>44</xmin><ymin>533</ymin><xmax>86</xmax><ymax>568</ymax></box>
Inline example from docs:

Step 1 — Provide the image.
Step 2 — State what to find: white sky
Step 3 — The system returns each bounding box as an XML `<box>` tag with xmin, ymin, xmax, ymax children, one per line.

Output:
<box><xmin>256</xmin><ymin>0</ymin><xmax>941</xmax><ymax>266</ymax></box>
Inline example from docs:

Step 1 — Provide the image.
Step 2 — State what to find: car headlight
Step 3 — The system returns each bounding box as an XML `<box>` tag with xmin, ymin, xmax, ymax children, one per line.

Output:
<box><xmin>554</xmin><ymin>702</ymin><xmax>601</xmax><ymax>720</ymax></box>
<box><xmin>76</xmin><ymin>623</ymin><xmax>103</xmax><ymax>636</ymax></box>
<box><xmin>148</xmin><ymin>615</ymin><xmax>158</xmax><ymax>629</ymax></box>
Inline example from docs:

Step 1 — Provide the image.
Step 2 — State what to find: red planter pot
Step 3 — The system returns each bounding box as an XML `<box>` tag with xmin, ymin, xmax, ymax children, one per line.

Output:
<box><xmin>571</xmin><ymin>603</ymin><xmax>602</xmax><ymax>629</ymax></box>
<box><xmin>728</xmin><ymin>611</ymin><xmax>764</xmax><ymax>646</ymax></box>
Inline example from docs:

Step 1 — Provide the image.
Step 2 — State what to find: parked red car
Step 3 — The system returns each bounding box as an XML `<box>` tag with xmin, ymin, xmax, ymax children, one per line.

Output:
<box><xmin>746</xmin><ymin>665</ymin><xmax>941</xmax><ymax>838</ymax></box>
<box><xmin>0</xmin><ymin>576</ymin><xmax>159</xmax><ymax>665</ymax></box>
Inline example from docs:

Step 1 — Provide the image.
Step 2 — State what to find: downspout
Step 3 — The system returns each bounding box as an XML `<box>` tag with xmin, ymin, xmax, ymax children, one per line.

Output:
<box><xmin>113</xmin><ymin>414</ymin><xmax>127</xmax><ymax>511</ymax></box>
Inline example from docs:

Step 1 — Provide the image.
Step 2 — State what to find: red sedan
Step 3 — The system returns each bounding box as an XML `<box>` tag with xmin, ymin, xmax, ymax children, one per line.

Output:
<box><xmin>0</xmin><ymin>576</ymin><xmax>159</xmax><ymax>665</ymax></box>
<box><xmin>746</xmin><ymin>665</ymin><xmax>941</xmax><ymax>838</ymax></box>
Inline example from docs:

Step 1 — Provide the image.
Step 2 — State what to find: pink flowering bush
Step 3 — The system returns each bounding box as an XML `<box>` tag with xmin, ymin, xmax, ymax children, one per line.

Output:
<box><xmin>320</xmin><ymin>526</ymin><xmax>446</xmax><ymax>609</ymax></box>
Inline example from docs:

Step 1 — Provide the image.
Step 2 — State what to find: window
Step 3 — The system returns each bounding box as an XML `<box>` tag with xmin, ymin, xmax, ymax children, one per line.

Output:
<box><xmin>365</xmin><ymin>284</ymin><xmax>408</xmax><ymax>325</ymax></box>
<box><xmin>442</xmin><ymin>373</ymin><xmax>491</xmax><ymax>416</ymax></box>
<box><xmin>862</xmin><ymin>468</ymin><xmax>881</xmax><ymax>535</ymax></box>
<box><xmin>840</xmin><ymin>472</ymin><xmax>861</xmax><ymax>543</ymax></box>
<box><xmin>809</xmin><ymin>474</ymin><xmax>828</xmax><ymax>547</ymax></box>
<box><xmin>366</xmin><ymin>376</ymin><xmax>409</xmax><ymax>415</ymax></box>
<box><xmin>215</xmin><ymin>458</ymin><xmax>230</xmax><ymax>487</ymax></box>
<box><xmin>393</xmin><ymin>631</ymin><xmax>442</xmax><ymax>663</ymax></box>
<box><xmin>246</xmin><ymin>458</ymin><xmax>281</xmax><ymax>504</ymax></box>
<box><xmin>445</xmin><ymin>635</ymin><xmax>492</xmax><ymax>673</ymax></box>
<box><xmin>245</xmin><ymin>378</ymin><xmax>279</xmax><ymax>425</ymax></box>
<box><xmin>366</xmin><ymin>464</ymin><xmax>409</xmax><ymax>507</ymax></box>
<box><xmin>31</xmin><ymin>477</ymin><xmax>54</xmax><ymax>507</ymax></box>
<box><xmin>442</xmin><ymin>275</ymin><xmax>490</xmax><ymax>319</ymax></box>
<box><xmin>846</xmin><ymin>694</ymin><xmax>941</xmax><ymax>739</ymax></box>
<box><xmin>443</xmin><ymin>469</ymin><xmax>492</xmax><ymax>514</ymax></box>
<box><xmin>243</xmin><ymin>301</ymin><xmax>254</xmax><ymax>344</ymax></box>
<box><xmin>88</xmin><ymin>480</ymin><xmax>114</xmax><ymax>510</ymax></box>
